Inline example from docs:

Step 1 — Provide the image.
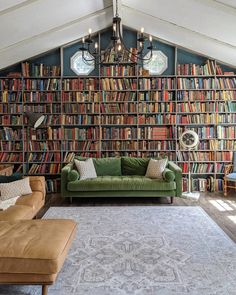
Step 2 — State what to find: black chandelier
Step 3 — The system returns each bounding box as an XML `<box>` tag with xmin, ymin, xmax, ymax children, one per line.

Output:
<box><xmin>79</xmin><ymin>0</ymin><xmax>153</xmax><ymax>64</ymax></box>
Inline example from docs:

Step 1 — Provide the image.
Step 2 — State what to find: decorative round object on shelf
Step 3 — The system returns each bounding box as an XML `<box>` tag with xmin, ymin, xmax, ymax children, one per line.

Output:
<box><xmin>179</xmin><ymin>130</ymin><xmax>199</xmax><ymax>150</ymax></box>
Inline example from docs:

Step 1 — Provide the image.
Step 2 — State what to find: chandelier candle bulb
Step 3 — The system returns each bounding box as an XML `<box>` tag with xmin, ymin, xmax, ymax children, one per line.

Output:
<box><xmin>79</xmin><ymin>0</ymin><xmax>153</xmax><ymax>63</ymax></box>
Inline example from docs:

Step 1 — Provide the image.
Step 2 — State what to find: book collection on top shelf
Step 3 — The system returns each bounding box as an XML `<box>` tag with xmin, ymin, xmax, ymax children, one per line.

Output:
<box><xmin>0</xmin><ymin>48</ymin><xmax>236</xmax><ymax>193</ymax></box>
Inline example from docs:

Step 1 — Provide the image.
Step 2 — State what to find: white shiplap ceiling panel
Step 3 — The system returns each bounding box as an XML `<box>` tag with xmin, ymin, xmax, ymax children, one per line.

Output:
<box><xmin>0</xmin><ymin>0</ymin><xmax>28</xmax><ymax>12</ymax></box>
<box><xmin>0</xmin><ymin>0</ymin><xmax>235</xmax><ymax>69</ymax></box>
<box><xmin>0</xmin><ymin>0</ymin><xmax>112</xmax><ymax>49</ymax></box>
<box><xmin>0</xmin><ymin>5</ymin><xmax>113</xmax><ymax>69</ymax></box>
<box><xmin>123</xmin><ymin>0</ymin><xmax>236</xmax><ymax>47</ymax></box>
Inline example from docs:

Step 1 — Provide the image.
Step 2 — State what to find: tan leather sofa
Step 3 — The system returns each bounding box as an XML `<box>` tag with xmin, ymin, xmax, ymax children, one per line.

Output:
<box><xmin>0</xmin><ymin>176</ymin><xmax>77</xmax><ymax>295</ymax></box>
<box><xmin>0</xmin><ymin>176</ymin><xmax>46</xmax><ymax>221</ymax></box>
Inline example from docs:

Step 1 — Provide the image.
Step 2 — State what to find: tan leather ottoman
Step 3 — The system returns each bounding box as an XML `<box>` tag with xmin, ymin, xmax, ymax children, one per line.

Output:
<box><xmin>0</xmin><ymin>219</ymin><xmax>77</xmax><ymax>295</ymax></box>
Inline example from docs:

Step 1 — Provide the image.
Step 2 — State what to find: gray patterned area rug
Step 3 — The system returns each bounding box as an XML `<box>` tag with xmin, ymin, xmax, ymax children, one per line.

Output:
<box><xmin>1</xmin><ymin>206</ymin><xmax>236</xmax><ymax>295</ymax></box>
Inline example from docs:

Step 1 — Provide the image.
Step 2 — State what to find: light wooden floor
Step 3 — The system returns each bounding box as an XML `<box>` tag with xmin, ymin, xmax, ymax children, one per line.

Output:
<box><xmin>42</xmin><ymin>191</ymin><xmax>236</xmax><ymax>243</ymax></box>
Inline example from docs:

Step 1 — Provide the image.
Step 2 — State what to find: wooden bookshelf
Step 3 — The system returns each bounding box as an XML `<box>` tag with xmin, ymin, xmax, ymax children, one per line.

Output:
<box><xmin>1</xmin><ymin>42</ymin><xmax>236</xmax><ymax>193</ymax></box>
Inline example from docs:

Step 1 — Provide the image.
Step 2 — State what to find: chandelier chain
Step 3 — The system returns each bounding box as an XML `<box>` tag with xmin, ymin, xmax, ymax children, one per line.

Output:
<box><xmin>115</xmin><ymin>0</ymin><xmax>119</xmax><ymax>17</ymax></box>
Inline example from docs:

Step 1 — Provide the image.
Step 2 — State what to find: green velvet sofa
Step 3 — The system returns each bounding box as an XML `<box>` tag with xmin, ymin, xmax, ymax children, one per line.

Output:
<box><xmin>61</xmin><ymin>157</ymin><xmax>182</xmax><ymax>203</ymax></box>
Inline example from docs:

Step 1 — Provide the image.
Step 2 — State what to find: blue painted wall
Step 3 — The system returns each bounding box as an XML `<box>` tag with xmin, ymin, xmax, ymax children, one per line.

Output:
<box><xmin>0</xmin><ymin>27</ymin><xmax>235</xmax><ymax>76</ymax></box>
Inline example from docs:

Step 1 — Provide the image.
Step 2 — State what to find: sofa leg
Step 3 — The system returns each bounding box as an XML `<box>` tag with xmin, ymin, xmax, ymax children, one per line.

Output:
<box><xmin>69</xmin><ymin>197</ymin><xmax>72</xmax><ymax>204</ymax></box>
<box><xmin>42</xmin><ymin>285</ymin><xmax>48</xmax><ymax>295</ymax></box>
<box><xmin>170</xmin><ymin>197</ymin><xmax>174</xmax><ymax>204</ymax></box>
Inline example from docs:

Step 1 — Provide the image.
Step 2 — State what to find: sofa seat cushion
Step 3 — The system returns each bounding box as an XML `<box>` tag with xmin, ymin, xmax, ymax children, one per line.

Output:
<box><xmin>0</xmin><ymin>219</ymin><xmax>77</xmax><ymax>275</ymax></box>
<box><xmin>67</xmin><ymin>176</ymin><xmax>176</xmax><ymax>191</ymax></box>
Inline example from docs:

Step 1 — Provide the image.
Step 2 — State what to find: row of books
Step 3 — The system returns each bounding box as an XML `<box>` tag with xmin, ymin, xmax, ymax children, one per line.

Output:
<box><xmin>101</xmin><ymin>78</ymin><xmax>137</xmax><ymax>91</ymax></box>
<box><xmin>139</xmin><ymin>140</ymin><xmax>175</xmax><ymax>150</ymax></box>
<box><xmin>63</xmin><ymin>78</ymin><xmax>99</xmax><ymax>91</ymax></box>
<box><xmin>177</xmin><ymin>90</ymin><xmax>236</xmax><ymax>101</ymax></box>
<box><xmin>46</xmin><ymin>178</ymin><xmax>60</xmax><ymax>193</ymax></box>
<box><xmin>0</xmin><ymin>79</ymin><xmax>22</xmax><ymax>91</ymax></box>
<box><xmin>23</xmin><ymin>92</ymin><xmax>61</xmax><ymax>102</ymax></box>
<box><xmin>138</xmin><ymin>102</ymin><xmax>175</xmax><ymax>113</ymax></box>
<box><xmin>177</xmin><ymin>101</ymin><xmax>216</xmax><ymax>112</ymax></box>
<box><xmin>62</xmin><ymin>115</ymin><xmax>100</xmax><ymax>125</ymax></box>
<box><xmin>177</xmin><ymin>114</ymin><xmax>216</xmax><ymax>124</ymax></box>
<box><xmin>216</xmin><ymin>126</ymin><xmax>236</xmax><ymax>139</ymax></box>
<box><xmin>61</xmin><ymin>141</ymin><xmax>99</xmax><ymax>151</ymax></box>
<box><xmin>177</xmin><ymin>101</ymin><xmax>236</xmax><ymax>112</ymax></box>
<box><xmin>2</xmin><ymin>90</ymin><xmax>234</xmax><ymax>105</ymax></box>
<box><xmin>101</xmin><ymin>141</ymin><xmax>138</xmax><ymax>150</ymax></box>
<box><xmin>0</xmin><ymin>128</ymin><xmax>22</xmax><ymax>140</ymax></box>
<box><xmin>177</xmin><ymin>126</ymin><xmax>215</xmax><ymax>138</ymax></box>
<box><xmin>27</xmin><ymin>163</ymin><xmax>61</xmax><ymax>174</ymax></box>
<box><xmin>101</xmin><ymin>91</ymin><xmax>136</xmax><ymax>102</ymax></box>
<box><xmin>139</xmin><ymin>78</ymin><xmax>175</xmax><ymax>90</ymax></box>
<box><xmin>63</xmin><ymin>127</ymin><xmax>100</xmax><ymax>140</ymax></box>
<box><xmin>210</xmin><ymin>140</ymin><xmax>236</xmax><ymax>150</ymax></box>
<box><xmin>0</xmin><ymin>104</ymin><xmax>23</xmax><ymax>113</ymax></box>
<box><xmin>180</xmin><ymin>163</ymin><xmax>214</xmax><ymax>173</ymax></box>
<box><xmin>0</xmin><ymin>141</ymin><xmax>22</xmax><ymax>151</ymax></box>
<box><xmin>0</xmin><ymin>115</ymin><xmax>23</xmax><ymax>125</ymax></box>
<box><xmin>215</xmin><ymin>78</ymin><xmax>236</xmax><ymax>89</ymax></box>
<box><xmin>63</xmin><ymin>103</ymin><xmax>100</xmax><ymax>114</ymax></box>
<box><xmin>28</xmin><ymin>141</ymin><xmax>61</xmax><ymax>151</ymax></box>
<box><xmin>138</xmin><ymin>91</ymin><xmax>174</xmax><ymax>102</ymax></box>
<box><xmin>0</xmin><ymin>91</ymin><xmax>22</xmax><ymax>102</ymax></box>
<box><xmin>101</xmin><ymin>65</ymin><xmax>136</xmax><ymax>76</ymax></box>
<box><xmin>216</xmin><ymin>64</ymin><xmax>235</xmax><ymax>76</ymax></box>
<box><xmin>27</xmin><ymin>152</ymin><xmax>61</xmax><ymax>162</ymax></box>
<box><xmin>21</xmin><ymin>62</ymin><xmax>61</xmax><ymax>77</ymax></box>
<box><xmin>216</xmin><ymin>163</ymin><xmax>227</xmax><ymax>173</ymax></box>
<box><xmin>183</xmin><ymin>177</ymin><xmax>224</xmax><ymax>192</ymax></box>
<box><xmin>138</xmin><ymin>114</ymin><xmax>176</xmax><ymax>125</ymax></box>
<box><xmin>177</xmin><ymin>78</ymin><xmax>215</xmax><ymax>90</ymax></box>
<box><xmin>177</xmin><ymin>151</ymin><xmax>214</xmax><ymax>161</ymax></box>
<box><xmin>0</xmin><ymin>152</ymin><xmax>23</xmax><ymax>162</ymax></box>
<box><xmin>215</xmin><ymin>151</ymin><xmax>233</xmax><ymax>161</ymax></box>
<box><xmin>177</xmin><ymin>60</ymin><xmax>215</xmax><ymax>76</ymax></box>
<box><xmin>100</xmin><ymin>102</ymin><xmax>136</xmax><ymax>113</ymax></box>
<box><xmin>177</xmin><ymin>151</ymin><xmax>233</xmax><ymax>161</ymax></box>
<box><xmin>62</xmin><ymin>91</ymin><xmax>100</xmax><ymax>102</ymax></box>
<box><xmin>24</xmin><ymin>104</ymin><xmax>61</xmax><ymax>113</ymax></box>
<box><xmin>24</xmin><ymin>78</ymin><xmax>61</xmax><ymax>91</ymax></box>
<box><xmin>138</xmin><ymin>126</ymin><xmax>175</xmax><ymax>140</ymax></box>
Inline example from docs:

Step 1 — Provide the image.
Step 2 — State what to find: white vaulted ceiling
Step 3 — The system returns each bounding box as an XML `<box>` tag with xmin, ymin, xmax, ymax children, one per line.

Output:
<box><xmin>0</xmin><ymin>0</ymin><xmax>235</xmax><ymax>69</ymax></box>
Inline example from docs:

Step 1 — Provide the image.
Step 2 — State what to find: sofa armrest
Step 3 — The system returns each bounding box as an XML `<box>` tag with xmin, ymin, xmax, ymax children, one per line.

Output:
<box><xmin>29</xmin><ymin>176</ymin><xmax>46</xmax><ymax>201</ymax></box>
<box><xmin>61</xmin><ymin>163</ymin><xmax>74</xmax><ymax>197</ymax></box>
<box><xmin>168</xmin><ymin>161</ymin><xmax>182</xmax><ymax>197</ymax></box>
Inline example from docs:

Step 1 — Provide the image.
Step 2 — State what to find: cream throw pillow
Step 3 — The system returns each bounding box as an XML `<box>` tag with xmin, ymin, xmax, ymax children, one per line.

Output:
<box><xmin>74</xmin><ymin>158</ymin><xmax>97</xmax><ymax>180</ymax></box>
<box><xmin>0</xmin><ymin>177</ymin><xmax>32</xmax><ymax>201</ymax></box>
<box><xmin>145</xmin><ymin>158</ymin><xmax>168</xmax><ymax>179</ymax></box>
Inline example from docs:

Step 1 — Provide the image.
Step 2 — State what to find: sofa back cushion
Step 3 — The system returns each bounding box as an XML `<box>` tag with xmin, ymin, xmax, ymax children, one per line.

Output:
<box><xmin>121</xmin><ymin>157</ymin><xmax>150</xmax><ymax>176</ymax></box>
<box><xmin>93</xmin><ymin>158</ymin><xmax>122</xmax><ymax>176</ymax></box>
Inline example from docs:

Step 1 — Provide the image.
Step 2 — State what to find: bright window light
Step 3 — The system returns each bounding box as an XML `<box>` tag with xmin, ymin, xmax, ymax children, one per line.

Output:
<box><xmin>228</xmin><ymin>216</ymin><xmax>236</xmax><ymax>224</ymax></box>
<box><xmin>209</xmin><ymin>200</ymin><xmax>234</xmax><ymax>212</ymax></box>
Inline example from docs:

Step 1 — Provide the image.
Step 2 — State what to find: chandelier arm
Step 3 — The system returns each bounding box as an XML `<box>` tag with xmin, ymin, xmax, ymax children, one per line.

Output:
<box><xmin>81</xmin><ymin>50</ymin><xmax>96</xmax><ymax>63</ymax></box>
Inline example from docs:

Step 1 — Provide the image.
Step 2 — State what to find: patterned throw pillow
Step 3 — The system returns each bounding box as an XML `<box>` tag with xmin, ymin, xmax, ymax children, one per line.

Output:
<box><xmin>145</xmin><ymin>158</ymin><xmax>168</xmax><ymax>179</ymax></box>
<box><xmin>0</xmin><ymin>177</ymin><xmax>32</xmax><ymax>201</ymax></box>
<box><xmin>74</xmin><ymin>158</ymin><xmax>97</xmax><ymax>180</ymax></box>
